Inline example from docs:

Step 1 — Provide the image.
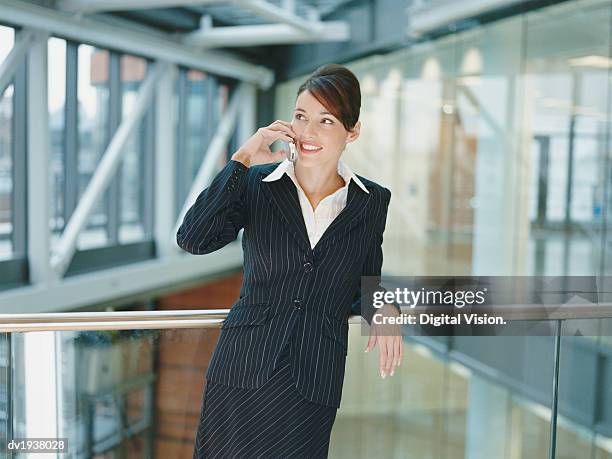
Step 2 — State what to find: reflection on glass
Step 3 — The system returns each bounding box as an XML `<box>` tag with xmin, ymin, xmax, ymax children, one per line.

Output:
<box><xmin>77</xmin><ymin>45</ymin><xmax>110</xmax><ymax>250</ymax></box>
<box><xmin>73</xmin><ymin>330</ymin><xmax>154</xmax><ymax>456</ymax></box>
<box><xmin>522</xmin><ymin>6</ymin><xmax>612</xmax><ymax>451</ymax></box>
<box><xmin>268</xmin><ymin>0</ymin><xmax>612</xmax><ymax>456</ymax></box>
<box><xmin>275</xmin><ymin>1</ymin><xmax>612</xmax><ymax>281</ymax></box>
<box><xmin>1</xmin><ymin>315</ymin><xmax>612</xmax><ymax>458</ymax></box>
<box><xmin>0</xmin><ymin>25</ymin><xmax>15</xmax><ymax>261</ymax></box>
<box><xmin>7</xmin><ymin>327</ymin><xmax>221</xmax><ymax>458</ymax></box>
<box><xmin>556</xmin><ymin>322</ymin><xmax>612</xmax><ymax>459</ymax></box>
<box><xmin>525</xmin><ymin>0</ymin><xmax>610</xmax><ymax>277</ymax></box>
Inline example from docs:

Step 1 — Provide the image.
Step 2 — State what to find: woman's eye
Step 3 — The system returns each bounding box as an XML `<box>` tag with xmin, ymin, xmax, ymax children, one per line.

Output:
<box><xmin>294</xmin><ymin>114</ymin><xmax>332</xmax><ymax>125</ymax></box>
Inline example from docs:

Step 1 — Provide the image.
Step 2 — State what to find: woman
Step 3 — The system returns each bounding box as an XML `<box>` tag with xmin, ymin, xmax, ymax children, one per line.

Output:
<box><xmin>177</xmin><ymin>63</ymin><xmax>403</xmax><ymax>458</ymax></box>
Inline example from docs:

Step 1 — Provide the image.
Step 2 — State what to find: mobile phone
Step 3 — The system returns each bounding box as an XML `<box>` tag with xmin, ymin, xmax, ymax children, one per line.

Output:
<box><xmin>287</xmin><ymin>139</ymin><xmax>298</xmax><ymax>163</ymax></box>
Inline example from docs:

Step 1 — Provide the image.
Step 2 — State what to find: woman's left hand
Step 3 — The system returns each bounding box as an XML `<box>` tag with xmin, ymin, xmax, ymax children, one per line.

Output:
<box><xmin>365</xmin><ymin>303</ymin><xmax>403</xmax><ymax>378</ymax></box>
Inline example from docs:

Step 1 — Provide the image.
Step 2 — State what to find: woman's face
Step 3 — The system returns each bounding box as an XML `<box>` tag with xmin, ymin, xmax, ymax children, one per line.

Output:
<box><xmin>291</xmin><ymin>89</ymin><xmax>360</xmax><ymax>166</ymax></box>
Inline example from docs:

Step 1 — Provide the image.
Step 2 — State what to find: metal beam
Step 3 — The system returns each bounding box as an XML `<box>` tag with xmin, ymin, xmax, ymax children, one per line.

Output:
<box><xmin>58</xmin><ymin>0</ymin><xmax>325</xmax><ymax>37</ymax></box>
<box><xmin>0</xmin><ymin>243</ymin><xmax>244</xmax><ymax>314</ymax></box>
<box><xmin>183</xmin><ymin>21</ymin><xmax>349</xmax><ymax>47</ymax></box>
<box><xmin>141</xmin><ymin>67</ymin><xmax>155</xmax><ymax>239</ymax></box>
<box><xmin>173</xmin><ymin>81</ymin><xmax>246</xmax><ymax>243</ymax></box>
<box><xmin>27</xmin><ymin>32</ymin><xmax>52</xmax><ymax>284</ymax></box>
<box><xmin>50</xmin><ymin>61</ymin><xmax>168</xmax><ymax>277</ymax></box>
<box><xmin>107</xmin><ymin>52</ymin><xmax>122</xmax><ymax>245</ymax></box>
<box><xmin>0</xmin><ymin>29</ymin><xmax>36</xmax><ymax>97</ymax></box>
<box><xmin>231</xmin><ymin>0</ymin><xmax>324</xmax><ymax>35</ymax></box>
<box><xmin>407</xmin><ymin>0</ymin><xmax>520</xmax><ymax>36</ymax></box>
<box><xmin>237</xmin><ymin>82</ymin><xmax>256</xmax><ymax>150</ymax></box>
<box><xmin>1</xmin><ymin>303</ymin><xmax>612</xmax><ymax>332</ymax></box>
<box><xmin>11</xmin><ymin>58</ymin><xmax>26</xmax><ymax>259</ymax></box>
<box><xmin>0</xmin><ymin>0</ymin><xmax>274</xmax><ymax>89</ymax></box>
<box><xmin>0</xmin><ymin>310</ymin><xmax>374</xmax><ymax>332</ymax></box>
<box><xmin>63</xmin><ymin>42</ymin><xmax>79</xmax><ymax>225</ymax></box>
<box><xmin>57</xmin><ymin>0</ymin><xmax>221</xmax><ymax>13</ymax></box>
<box><xmin>154</xmin><ymin>64</ymin><xmax>178</xmax><ymax>258</ymax></box>
<box><xmin>175</xmin><ymin>67</ymin><xmax>190</xmax><ymax>214</ymax></box>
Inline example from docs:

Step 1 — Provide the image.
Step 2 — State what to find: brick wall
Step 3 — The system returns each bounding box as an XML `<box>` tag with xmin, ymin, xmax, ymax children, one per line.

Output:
<box><xmin>154</xmin><ymin>270</ymin><xmax>243</xmax><ymax>458</ymax></box>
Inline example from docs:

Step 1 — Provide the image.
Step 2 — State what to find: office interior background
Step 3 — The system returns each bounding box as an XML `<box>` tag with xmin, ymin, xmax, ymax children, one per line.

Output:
<box><xmin>1</xmin><ymin>0</ymin><xmax>612</xmax><ymax>457</ymax></box>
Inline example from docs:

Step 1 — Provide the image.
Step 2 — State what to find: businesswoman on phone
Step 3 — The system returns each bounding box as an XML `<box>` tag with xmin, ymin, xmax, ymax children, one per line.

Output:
<box><xmin>177</xmin><ymin>63</ymin><xmax>403</xmax><ymax>458</ymax></box>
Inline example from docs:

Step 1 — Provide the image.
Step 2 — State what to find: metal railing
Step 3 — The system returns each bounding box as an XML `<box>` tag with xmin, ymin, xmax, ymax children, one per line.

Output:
<box><xmin>1</xmin><ymin>303</ymin><xmax>610</xmax><ymax>332</ymax></box>
<box><xmin>1</xmin><ymin>304</ymin><xmax>611</xmax><ymax>459</ymax></box>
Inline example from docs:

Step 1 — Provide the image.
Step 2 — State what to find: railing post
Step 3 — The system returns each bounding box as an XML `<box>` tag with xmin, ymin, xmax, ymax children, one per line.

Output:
<box><xmin>549</xmin><ymin>319</ymin><xmax>562</xmax><ymax>459</ymax></box>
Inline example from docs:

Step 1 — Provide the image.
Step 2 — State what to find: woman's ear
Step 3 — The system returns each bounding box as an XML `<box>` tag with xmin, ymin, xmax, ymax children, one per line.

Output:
<box><xmin>346</xmin><ymin>120</ymin><xmax>361</xmax><ymax>144</ymax></box>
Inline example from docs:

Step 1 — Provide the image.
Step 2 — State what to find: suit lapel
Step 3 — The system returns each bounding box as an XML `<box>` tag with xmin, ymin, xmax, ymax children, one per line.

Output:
<box><xmin>260</xmin><ymin>171</ymin><xmax>311</xmax><ymax>252</ymax></box>
<box><xmin>259</xmin><ymin>168</ymin><xmax>371</xmax><ymax>254</ymax></box>
<box><xmin>314</xmin><ymin>179</ymin><xmax>370</xmax><ymax>251</ymax></box>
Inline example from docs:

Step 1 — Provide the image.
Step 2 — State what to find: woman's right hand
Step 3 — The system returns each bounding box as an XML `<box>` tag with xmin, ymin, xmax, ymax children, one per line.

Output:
<box><xmin>231</xmin><ymin>120</ymin><xmax>297</xmax><ymax>167</ymax></box>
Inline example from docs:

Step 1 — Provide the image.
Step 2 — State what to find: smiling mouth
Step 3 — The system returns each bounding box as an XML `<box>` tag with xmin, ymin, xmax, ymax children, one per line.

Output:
<box><xmin>300</xmin><ymin>142</ymin><xmax>323</xmax><ymax>154</ymax></box>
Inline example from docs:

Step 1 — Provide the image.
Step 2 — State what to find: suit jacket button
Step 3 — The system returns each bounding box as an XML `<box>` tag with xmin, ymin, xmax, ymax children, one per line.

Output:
<box><xmin>292</xmin><ymin>299</ymin><xmax>302</xmax><ymax>310</ymax></box>
<box><xmin>303</xmin><ymin>261</ymin><xmax>313</xmax><ymax>272</ymax></box>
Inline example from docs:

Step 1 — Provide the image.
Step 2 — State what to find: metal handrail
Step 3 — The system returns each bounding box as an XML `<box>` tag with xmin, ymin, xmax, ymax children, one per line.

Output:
<box><xmin>1</xmin><ymin>303</ymin><xmax>611</xmax><ymax>332</ymax></box>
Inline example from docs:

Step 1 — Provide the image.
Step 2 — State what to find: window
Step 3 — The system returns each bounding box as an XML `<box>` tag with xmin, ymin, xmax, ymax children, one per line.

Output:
<box><xmin>76</xmin><ymin>44</ymin><xmax>110</xmax><ymax>249</ymax></box>
<box><xmin>119</xmin><ymin>54</ymin><xmax>151</xmax><ymax>244</ymax></box>
<box><xmin>175</xmin><ymin>67</ymin><xmax>221</xmax><ymax>214</ymax></box>
<box><xmin>0</xmin><ymin>26</ymin><xmax>15</xmax><ymax>261</ymax></box>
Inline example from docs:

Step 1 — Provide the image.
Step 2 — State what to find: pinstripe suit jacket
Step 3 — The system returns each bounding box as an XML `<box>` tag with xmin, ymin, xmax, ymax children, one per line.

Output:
<box><xmin>176</xmin><ymin>158</ymin><xmax>394</xmax><ymax>408</ymax></box>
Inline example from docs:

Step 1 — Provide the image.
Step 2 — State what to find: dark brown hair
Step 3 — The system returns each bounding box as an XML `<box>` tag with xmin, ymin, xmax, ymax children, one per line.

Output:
<box><xmin>296</xmin><ymin>63</ymin><xmax>361</xmax><ymax>132</ymax></box>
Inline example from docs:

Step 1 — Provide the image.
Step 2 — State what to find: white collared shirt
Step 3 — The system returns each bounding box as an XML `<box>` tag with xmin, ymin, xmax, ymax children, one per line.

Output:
<box><xmin>262</xmin><ymin>158</ymin><xmax>369</xmax><ymax>249</ymax></box>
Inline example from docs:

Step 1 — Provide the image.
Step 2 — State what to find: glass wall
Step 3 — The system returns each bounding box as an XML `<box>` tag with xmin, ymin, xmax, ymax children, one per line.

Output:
<box><xmin>8</xmin><ymin>328</ymin><xmax>155</xmax><ymax>457</ymax></box>
<box><xmin>526</xmin><ymin>3</ymin><xmax>612</xmax><ymax>456</ymax></box>
<box><xmin>3</xmin><ymin>316</ymin><xmax>249</xmax><ymax>458</ymax></box>
<box><xmin>523</xmin><ymin>0</ymin><xmax>611</xmax><ymax>277</ymax></box>
<box><xmin>275</xmin><ymin>0</ymin><xmax>612</xmax><ymax>280</ymax></box>
<box><xmin>274</xmin><ymin>0</ymin><xmax>612</xmax><ymax>457</ymax></box>
<box><xmin>3</xmin><ymin>319</ymin><xmax>609</xmax><ymax>459</ymax></box>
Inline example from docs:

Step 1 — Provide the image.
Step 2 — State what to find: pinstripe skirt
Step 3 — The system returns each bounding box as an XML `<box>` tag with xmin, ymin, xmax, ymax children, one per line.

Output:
<box><xmin>192</xmin><ymin>335</ymin><xmax>338</xmax><ymax>458</ymax></box>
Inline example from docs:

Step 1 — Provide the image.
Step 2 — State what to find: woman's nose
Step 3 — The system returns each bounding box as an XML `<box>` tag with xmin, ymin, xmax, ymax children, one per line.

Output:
<box><xmin>301</xmin><ymin>120</ymin><xmax>318</xmax><ymax>137</ymax></box>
